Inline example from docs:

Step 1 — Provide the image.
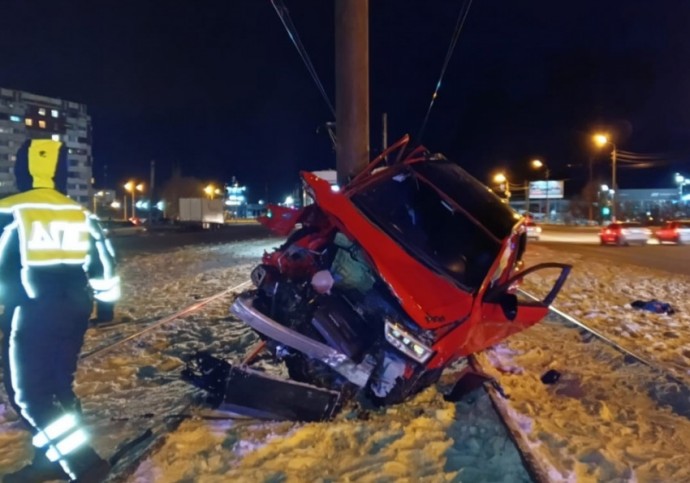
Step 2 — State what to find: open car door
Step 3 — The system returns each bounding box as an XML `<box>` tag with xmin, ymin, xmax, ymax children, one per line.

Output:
<box><xmin>464</xmin><ymin>262</ymin><xmax>571</xmax><ymax>354</ymax></box>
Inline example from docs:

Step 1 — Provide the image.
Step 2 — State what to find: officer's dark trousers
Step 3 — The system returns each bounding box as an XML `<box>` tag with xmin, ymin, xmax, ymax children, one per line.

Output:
<box><xmin>3</xmin><ymin>292</ymin><xmax>91</xmax><ymax>434</ymax></box>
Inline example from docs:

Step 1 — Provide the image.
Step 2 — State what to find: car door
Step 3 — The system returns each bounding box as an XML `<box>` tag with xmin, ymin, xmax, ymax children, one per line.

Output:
<box><xmin>453</xmin><ymin>231</ymin><xmax>572</xmax><ymax>355</ymax></box>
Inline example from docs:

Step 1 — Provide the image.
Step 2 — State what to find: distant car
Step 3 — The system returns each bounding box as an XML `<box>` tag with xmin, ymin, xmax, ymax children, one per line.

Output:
<box><xmin>526</xmin><ymin>221</ymin><xmax>542</xmax><ymax>240</ymax></box>
<box><xmin>599</xmin><ymin>222</ymin><xmax>651</xmax><ymax>246</ymax></box>
<box><xmin>101</xmin><ymin>219</ymin><xmax>147</xmax><ymax>236</ymax></box>
<box><xmin>654</xmin><ymin>220</ymin><xmax>690</xmax><ymax>245</ymax></box>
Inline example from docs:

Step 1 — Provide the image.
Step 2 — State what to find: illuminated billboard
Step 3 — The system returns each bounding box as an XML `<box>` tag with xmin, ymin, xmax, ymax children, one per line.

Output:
<box><xmin>529</xmin><ymin>180</ymin><xmax>564</xmax><ymax>199</ymax></box>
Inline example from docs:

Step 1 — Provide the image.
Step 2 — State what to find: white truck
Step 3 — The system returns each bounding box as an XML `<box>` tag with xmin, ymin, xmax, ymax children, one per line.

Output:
<box><xmin>179</xmin><ymin>198</ymin><xmax>224</xmax><ymax>228</ymax></box>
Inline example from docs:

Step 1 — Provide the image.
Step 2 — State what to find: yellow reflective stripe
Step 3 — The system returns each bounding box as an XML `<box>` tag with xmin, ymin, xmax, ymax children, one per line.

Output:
<box><xmin>15</xmin><ymin>206</ymin><xmax>90</xmax><ymax>266</ymax></box>
<box><xmin>28</xmin><ymin>140</ymin><xmax>61</xmax><ymax>189</ymax></box>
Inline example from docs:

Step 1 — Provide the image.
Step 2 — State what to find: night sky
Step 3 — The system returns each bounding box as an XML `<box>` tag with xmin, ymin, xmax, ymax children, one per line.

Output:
<box><xmin>1</xmin><ymin>0</ymin><xmax>690</xmax><ymax>201</ymax></box>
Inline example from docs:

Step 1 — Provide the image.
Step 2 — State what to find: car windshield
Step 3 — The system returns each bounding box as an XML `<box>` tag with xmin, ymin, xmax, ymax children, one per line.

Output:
<box><xmin>620</xmin><ymin>223</ymin><xmax>642</xmax><ymax>228</ymax></box>
<box><xmin>351</xmin><ymin>160</ymin><xmax>517</xmax><ymax>290</ymax></box>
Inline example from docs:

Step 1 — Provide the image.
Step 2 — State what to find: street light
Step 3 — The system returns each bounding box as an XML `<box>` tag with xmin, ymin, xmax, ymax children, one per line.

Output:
<box><xmin>531</xmin><ymin>159</ymin><xmax>551</xmax><ymax>221</ymax></box>
<box><xmin>492</xmin><ymin>172</ymin><xmax>511</xmax><ymax>200</ymax></box>
<box><xmin>675</xmin><ymin>173</ymin><xmax>688</xmax><ymax>196</ymax></box>
<box><xmin>93</xmin><ymin>190</ymin><xmax>105</xmax><ymax>216</ymax></box>
<box><xmin>204</xmin><ymin>184</ymin><xmax>215</xmax><ymax>199</ymax></box>
<box><xmin>593</xmin><ymin>133</ymin><xmax>618</xmax><ymax>221</ymax></box>
<box><xmin>124</xmin><ymin>181</ymin><xmax>145</xmax><ymax>221</ymax></box>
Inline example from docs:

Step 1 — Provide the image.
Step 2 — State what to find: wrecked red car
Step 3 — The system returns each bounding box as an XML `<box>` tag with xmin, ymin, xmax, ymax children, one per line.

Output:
<box><xmin>184</xmin><ymin>137</ymin><xmax>571</xmax><ymax>421</ymax></box>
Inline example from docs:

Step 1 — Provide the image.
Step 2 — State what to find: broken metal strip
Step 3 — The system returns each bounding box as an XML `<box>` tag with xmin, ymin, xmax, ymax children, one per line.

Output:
<box><xmin>231</xmin><ymin>296</ymin><xmax>373</xmax><ymax>387</ymax></box>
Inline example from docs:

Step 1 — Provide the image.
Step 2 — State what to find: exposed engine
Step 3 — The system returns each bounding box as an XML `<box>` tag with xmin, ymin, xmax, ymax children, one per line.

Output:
<box><xmin>250</xmin><ymin>228</ymin><xmax>436</xmax><ymax>405</ymax></box>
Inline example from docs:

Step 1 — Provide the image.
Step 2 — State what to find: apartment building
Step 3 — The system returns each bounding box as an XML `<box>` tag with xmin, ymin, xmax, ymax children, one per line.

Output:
<box><xmin>0</xmin><ymin>87</ymin><xmax>92</xmax><ymax>205</ymax></box>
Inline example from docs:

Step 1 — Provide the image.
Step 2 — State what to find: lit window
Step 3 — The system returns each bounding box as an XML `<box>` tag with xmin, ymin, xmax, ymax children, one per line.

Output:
<box><xmin>38</xmin><ymin>120</ymin><xmax>46</xmax><ymax>129</ymax></box>
<box><xmin>51</xmin><ymin>109</ymin><xmax>59</xmax><ymax>118</ymax></box>
<box><xmin>9</xmin><ymin>115</ymin><xmax>21</xmax><ymax>122</ymax></box>
<box><xmin>10</xmin><ymin>155</ymin><xmax>16</xmax><ymax>162</ymax></box>
<box><xmin>38</xmin><ymin>108</ymin><xmax>46</xmax><ymax>116</ymax></box>
<box><xmin>51</xmin><ymin>134</ymin><xmax>60</xmax><ymax>141</ymax></box>
<box><xmin>25</xmin><ymin>118</ymin><xmax>33</xmax><ymax>126</ymax></box>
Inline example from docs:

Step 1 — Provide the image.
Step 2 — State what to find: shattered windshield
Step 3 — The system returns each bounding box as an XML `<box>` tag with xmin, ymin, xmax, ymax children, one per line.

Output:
<box><xmin>351</xmin><ymin>161</ymin><xmax>515</xmax><ymax>290</ymax></box>
<box><xmin>411</xmin><ymin>159</ymin><xmax>517</xmax><ymax>240</ymax></box>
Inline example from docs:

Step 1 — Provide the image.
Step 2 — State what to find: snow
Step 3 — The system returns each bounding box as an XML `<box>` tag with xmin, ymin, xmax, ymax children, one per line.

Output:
<box><xmin>473</xmin><ymin>244</ymin><xmax>690</xmax><ymax>482</ymax></box>
<box><xmin>1</xmin><ymin>237</ymin><xmax>689</xmax><ymax>482</ymax></box>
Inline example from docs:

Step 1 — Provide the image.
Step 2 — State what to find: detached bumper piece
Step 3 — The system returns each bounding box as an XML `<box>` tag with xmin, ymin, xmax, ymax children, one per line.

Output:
<box><xmin>182</xmin><ymin>351</ymin><xmax>343</xmax><ymax>422</ymax></box>
<box><xmin>231</xmin><ymin>295</ymin><xmax>374</xmax><ymax>387</ymax></box>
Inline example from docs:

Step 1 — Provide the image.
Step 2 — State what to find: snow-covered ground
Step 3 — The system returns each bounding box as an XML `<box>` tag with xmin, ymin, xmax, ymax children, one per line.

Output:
<box><xmin>474</xmin><ymin>244</ymin><xmax>690</xmax><ymax>482</ymax></box>
<box><xmin>1</xmin><ymin>238</ymin><xmax>689</xmax><ymax>482</ymax></box>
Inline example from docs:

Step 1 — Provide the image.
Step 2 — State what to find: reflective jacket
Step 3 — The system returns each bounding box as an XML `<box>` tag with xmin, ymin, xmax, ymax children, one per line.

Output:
<box><xmin>0</xmin><ymin>140</ymin><xmax>119</xmax><ymax>306</ymax></box>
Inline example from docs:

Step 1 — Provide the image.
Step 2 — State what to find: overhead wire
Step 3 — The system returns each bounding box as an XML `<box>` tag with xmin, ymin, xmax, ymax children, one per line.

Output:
<box><xmin>270</xmin><ymin>0</ymin><xmax>336</xmax><ymax>118</ymax></box>
<box><xmin>415</xmin><ymin>0</ymin><xmax>474</xmax><ymax>144</ymax></box>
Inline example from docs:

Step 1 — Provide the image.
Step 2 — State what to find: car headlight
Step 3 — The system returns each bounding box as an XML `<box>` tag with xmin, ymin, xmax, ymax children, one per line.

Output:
<box><xmin>384</xmin><ymin>320</ymin><xmax>433</xmax><ymax>364</ymax></box>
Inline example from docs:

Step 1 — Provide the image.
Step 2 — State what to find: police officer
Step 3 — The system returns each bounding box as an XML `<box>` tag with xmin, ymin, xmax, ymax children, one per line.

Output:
<box><xmin>0</xmin><ymin>139</ymin><xmax>120</xmax><ymax>482</ymax></box>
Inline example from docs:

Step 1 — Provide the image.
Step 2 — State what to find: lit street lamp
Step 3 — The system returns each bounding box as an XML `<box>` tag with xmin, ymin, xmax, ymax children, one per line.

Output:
<box><xmin>124</xmin><ymin>181</ymin><xmax>144</xmax><ymax>221</ymax></box>
<box><xmin>593</xmin><ymin>134</ymin><xmax>618</xmax><ymax>221</ymax></box>
<box><xmin>531</xmin><ymin>159</ymin><xmax>551</xmax><ymax>221</ymax></box>
<box><xmin>492</xmin><ymin>172</ymin><xmax>511</xmax><ymax>200</ymax></box>
<box><xmin>110</xmin><ymin>200</ymin><xmax>122</xmax><ymax>219</ymax></box>
<box><xmin>675</xmin><ymin>172</ymin><xmax>690</xmax><ymax>199</ymax></box>
<box><xmin>92</xmin><ymin>190</ymin><xmax>105</xmax><ymax>216</ymax></box>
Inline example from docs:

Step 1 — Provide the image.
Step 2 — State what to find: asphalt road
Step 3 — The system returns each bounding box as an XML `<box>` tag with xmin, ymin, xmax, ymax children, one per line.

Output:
<box><xmin>109</xmin><ymin>222</ymin><xmax>690</xmax><ymax>278</ymax></box>
<box><xmin>536</xmin><ymin>237</ymin><xmax>690</xmax><ymax>277</ymax></box>
<box><xmin>110</xmin><ymin>224</ymin><xmax>274</xmax><ymax>256</ymax></box>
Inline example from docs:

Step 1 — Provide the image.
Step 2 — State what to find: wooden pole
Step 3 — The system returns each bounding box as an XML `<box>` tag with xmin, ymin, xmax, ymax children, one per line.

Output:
<box><xmin>335</xmin><ymin>0</ymin><xmax>370</xmax><ymax>186</ymax></box>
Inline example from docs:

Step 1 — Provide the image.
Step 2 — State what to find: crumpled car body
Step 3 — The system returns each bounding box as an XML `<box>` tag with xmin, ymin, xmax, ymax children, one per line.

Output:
<box><xmin>233</xmin><ymin>136</ymin><xmax>570</xmax><ymax>405</ymax></box>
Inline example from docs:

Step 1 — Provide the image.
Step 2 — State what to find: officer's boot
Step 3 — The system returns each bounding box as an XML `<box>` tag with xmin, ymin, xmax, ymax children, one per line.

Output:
<box><xmin>62</xmin><ymin>446</ymin><xmax>110</xmax><ymax>483</ymax></box>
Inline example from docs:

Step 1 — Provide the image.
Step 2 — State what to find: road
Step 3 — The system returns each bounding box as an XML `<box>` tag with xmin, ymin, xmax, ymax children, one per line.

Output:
<box><xmin>535</xmin><ymin>225</ymin><xmax>690</xmax><ymax>277</ymax></box>
<box><xmin>110</xmin><ymin>224</ymin><xmax>274</xmax><ymax>255</ymax></box>
<box><xmin>109</xmin><ymin>222</ymin><xmax>690</xmax><ymax>278</ymax></box>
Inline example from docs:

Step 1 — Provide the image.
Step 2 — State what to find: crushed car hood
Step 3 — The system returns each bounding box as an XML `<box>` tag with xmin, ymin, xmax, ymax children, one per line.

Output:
<box><xmin>300</xmin><ymin>172</ymin><xmax>475</xmax><ymax>328</ymax></box>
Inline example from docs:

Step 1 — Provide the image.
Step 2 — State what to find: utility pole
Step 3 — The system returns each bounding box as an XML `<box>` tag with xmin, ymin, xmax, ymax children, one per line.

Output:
<box><xmin>149</xmin><ymin>160</ymin><xmax>155</xmax><ymax>226</ymax></box>
<box><xmin>545</xmin><ymin>168</ymin><xmax>551</xmax><ymax>222</ymax></box>
<box><xmin>524</xmin><ymin>180</ymin><xmax>530</xmax><ymax>213</ymax></box>
<box><xmin>588</xmin><ymin>157</ymin><xmax>594</xmax><ymax>222</ymax></box>
<box><xmin>335</xmin><ymin>0</ymin><xmax>370</xmax><ymax>186</ymax></box>
<box><xmin>382</xmin><ymin>112</ymin><xmax>388</xmax><ymax>154</ymax></box>
<box><xmin>611</xmin><ymin>147</ymin><xmax>617</xmax><ymax>222</ymax></box>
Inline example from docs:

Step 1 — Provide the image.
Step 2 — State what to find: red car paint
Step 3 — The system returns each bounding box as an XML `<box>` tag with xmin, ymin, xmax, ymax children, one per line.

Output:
<box><xmin>259</xmin><ymin>137</ymin><xmax>570</xmax><ymax>370</ymax></box>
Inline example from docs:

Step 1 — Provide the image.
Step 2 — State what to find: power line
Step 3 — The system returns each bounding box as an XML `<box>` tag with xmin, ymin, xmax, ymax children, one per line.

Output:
<box><xmin>416</xmin><ymin>0</ymin><xmax>474</xmax><ymax>144</ymax></box>
<box><xmin>270</xmin><ymin>0</ymin><xmax>336</xmax><ymax>117</ymax></box>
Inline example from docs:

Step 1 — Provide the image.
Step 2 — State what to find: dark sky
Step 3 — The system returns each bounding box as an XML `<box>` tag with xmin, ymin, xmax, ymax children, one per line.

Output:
<box><xmin>2</xmin><ymin>0</ymin><xmax>690</xmax><ymax>201</ymax></box>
